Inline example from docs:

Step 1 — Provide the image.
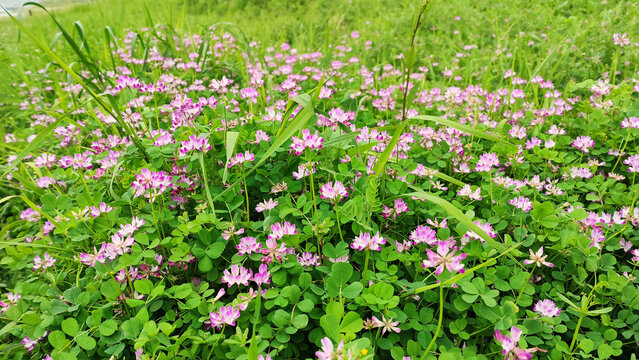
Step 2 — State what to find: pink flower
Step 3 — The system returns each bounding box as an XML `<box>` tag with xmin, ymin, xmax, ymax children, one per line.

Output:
<box><xmin>474</xmin><ymin>153</ymin><xmax>500</xmax><ymax>172</ymax></box>
<box><xmin>268</xmin><ymin>221</ymin><xmax>297</xmax><ymax>240</ymax></box>
<box><xmin>382</xmin><ymin>198</ymin><xmax>409</xmax><ymax>220</ymax></box>
<box><xmin>178</xmin><ymin>135</ymin><xmax>211</xmax><ymax>157</ymax></box>
<box><xmin>351</xmin><ymin>231</ymin><xmax>386</xmax><ymax>251</ymax></box>
<box><xmin>534</xmin><ymin>299</ymin><xmax>561</xmax><ymax>317</ymax></box>
<box><xmin>458</xmin><ymin>185</ymin><xmax>482</xmax><ymax>201</ymax></box>
<box><xmin>297</xmin><ymin>252</ymin><xmax>320</xmax><ymax>268</ymax></box>
<box><xmin>228</xmin><ymin>151</ymin><xmax>256</xmax><ymax>167</ymax></box>
<box><xmin>261</xmin><ymin>238</ymin><xmax>289</xmax><ymax>264</ymax></box>
<box><xmin>371</xmin><ymin>315</ymin><xmax>401</xmax><ymax>334</ymax></box>
<box><xmin>410</xmin><ymin>225</ymin><xmax>437</xmax><ymax>245</ymax></box>
<box><xmin>523</xmin><ymin>247</ymin><xmax>554</xmax><ymax>268</ymax></box>
<box><xmin>613</xmin><ymin>32</ymin><xmax>630</xmax><ymax>47</ymax></box>
<box><xmin>131</xmin><ymin>169</ymin><xmax>173</xmax><ymax>203</ymax></box>
<box><xmin>253</xmin><ymin>130</ymin><xmax>271</xmax><ymax>144</ymax></box>
<box><xmin>252</xmin><ymin>264</ymin><xmax>271</xmax><ymax>286</ymax></box>
<box><xmin>571</xmin><ymin>136</ymin><xmax>594</xmax><ymax>153</ymax></box>
<box><xmin>320</xmin><ymin>181</ymin><xmax>349</xmax><ymax>202</ymax></box>
<box><xmin>78</xmin><ymin>243</ymin><xmax>108</xmax><ymax>267</ymax></box>
<box><xmin>237</xmin><ymin>237</ymin><xmax>262</xmax><ymax>256</ymax></box>
<box><xmin>631</xmin><ymin>249</ymin><xmax>639</xmax><ymax>262</ymax></box>
<box><xmin>33</xmin><ymin>253</ymin><xmax>57</xmax><ymax>271</ymax></box>
<box><xmin>494</xmin><ymin>326</ymin><xmax>544</xmax><ymax>360</ymax></box>
<box><xmin>256</xmin><ymin>199</ymin><xmax>278</xmax><ymax>213</ymax></box>
<box><xmin>315</xmin><ymin>337</ymin><xmax>344</xmax><ymax>360</ymax></box>
<box><xmin>422</xmin><ymin>240</ymin><xmax>467</xmax><ymax>276</ymax></box>
<box><xmin>623</xmin><ymin>155</ymin><xmax>639</xmax><ymax>173</ymax></box>
<box><xmin>209</xmin><ymin>305</ymin><xmax>241</xmax><ymax>329</ymax></box>
<box><xmin>22</xmin><ymin>336</ymin><xmax>38</xmax><ymax>353</ymax></box>
<box><xmin>222</xmin><ymin>265</ymin><xmax>252</xmax><ymax>287</ymax></box>
<box><xmin>290</xmin><ymin>129</ymin><xmax>324</xmax><ymax>155</ymax></box>
<box><xmin>508</xmin><ymin>196</ymin><xmax>533</xmax><ymax>212</ymax></box>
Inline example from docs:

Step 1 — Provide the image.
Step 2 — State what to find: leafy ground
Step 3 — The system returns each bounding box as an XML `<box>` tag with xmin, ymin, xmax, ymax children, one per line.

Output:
<box><xmin>1</xmin><ymin>0</ymin><xmax>639</xmax><ymax>359</ymax></box>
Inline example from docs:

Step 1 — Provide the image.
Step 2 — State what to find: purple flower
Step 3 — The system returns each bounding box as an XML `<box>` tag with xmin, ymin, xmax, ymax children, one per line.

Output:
<box><xmin>252</xmin><ymin>264</ymin><xmax>271</xmax><ymax>286</ymax></box>
<box><xmin>382</xmin><ymin>198</ymin><xmax>409</xmax><ymax>220</ymax></box>
<box><xmin>222</xmin><ymin>265</ymin><xmax>252</xmax><ymax>288</ymax></box>
<box><xmin>410</xmin><ymin>225</ymin><xmax>437</xmax><ymax>245</ymax></box>
<box><xmin>458</xmin><ymin>185</ymin><xmax>482</xmax><ymax>201</ymax></box>
<box><xmin>508</xmin><ymin>196</ymin><xmax>533</xmax><ymax>212</ymax></box>
<box><xmin>320</xmin><ymin>181</ymin><xmax>349</xmax><ymax>202</ymax></box>
<box><xmin>534</xmin><ymin>299</ymin><xmax>561</xmax><ymax>317</ymax></box>
<box><xmin>237</xmin><ymin>237</ymin><xmax>262</xmax><ymax>256</ymax></box>
<box><xmin>268</xmin><ymin>221</ymin><xmax>297</xmax><ymax>240</ymax></box>
<box><xmin>315</xmin><ymin>337</ymin><xmax>344</xmax><ymax>360</ymax></box>
<box><xmin>631</xmin><ymin>249</ymin><xmax>639</xmax><ymax>262</ymax></box>
<box><xmin>623</xmin><ymin>155</ymin><xmax>639</xmax><ymax>173</ymax></box>
<box><xmin>571</xmin><ymin>136</ymin><xmax>594</xmax><ymax>153</ymax></box>
<box><xmin>290</xmin><ymin>129</ymin><xmax>324</xmax><ymax>155</ymax></box>
<box><xmin>351</xmin><ymin>231</ymin><xmax>386</xmax><ymax>251</ymax></box>
<box><xmin>78</xmin><ymin>243</ymin><xmax>108</xmax><ymax>267</ymax></box>
<box><xmin>131</xmin><ymin>169</ymin><xmax>174</xmax><ymax>203</ymax></box>
<box><xmin>474</xmin><ymin>153</ymin><xmax>500</xmax><ymax>172</ymax></box>
<box><xmin>613</xmin><ymin>32</ymin><xmax>631</xmax><ymax>47</ymax></box>
<box><xmin>209</xmin><ymin>305</ymin><xmax>241</xmax><ymax>329</ymax></box>
<box><xmin>228</xmin><ymin>150</ymin><xmax>255</xmax><ymax>168</ymax></box>
<box><xmin>494</xmin><ymin>326</ymin><xmax>545</xmax><ymax>360</ymax></box>
<box><xmin>33</xmin><ymin>253</ymin><xmax>57</xmax><ymax>271</ymax></box>
<box><xmin>297</xmin><ymin>252</ymin><xmax>320</xmax><ymax>268</ymax></box>
<box><xmin>422</xmin><ymin>240</ymin><xmax>467</xmax><ymax>276</ymax></box>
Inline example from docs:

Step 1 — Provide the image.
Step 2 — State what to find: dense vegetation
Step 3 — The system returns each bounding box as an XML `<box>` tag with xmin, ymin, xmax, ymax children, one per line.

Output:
<box><xmin>0</xmin><ymin>0</ymin><xmax>638</xmax><ymax>359</ymax></box>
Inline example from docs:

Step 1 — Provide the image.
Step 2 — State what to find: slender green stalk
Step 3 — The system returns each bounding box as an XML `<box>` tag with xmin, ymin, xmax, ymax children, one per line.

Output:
<box><xmin>362</xmin><ymin>249</ymin><xmax>370</xmax><ymax>285</ymax></box>
<box><xmin>334</xmin><ymin>205</ymin><xmax>345</xmax><ymax>243</ymax></box>
<box><xmin>242</xmin><ymin>165</ymin><xmax>250</xmax><ymax>227</ymax></box>
<box><xmin>198</xmin><ymin>153</ymin><xmax>217</xmax><ymax>219</ymax></box>
<box><xmin>421</xmin><ymin>285</ymin><xmax>444</xmax><ymax>359</ymax></box>
<box><xmin>515</xmin><ymin>267</ymin><xmax>534</xmax><ymax>306</ymax></box>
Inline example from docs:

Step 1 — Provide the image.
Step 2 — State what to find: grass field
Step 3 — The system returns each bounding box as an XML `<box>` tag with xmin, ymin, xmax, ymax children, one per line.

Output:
<box><xmin>1</xmin><ymin>0</ymin><xmax>639</xmax><ymax>359</ymax></box>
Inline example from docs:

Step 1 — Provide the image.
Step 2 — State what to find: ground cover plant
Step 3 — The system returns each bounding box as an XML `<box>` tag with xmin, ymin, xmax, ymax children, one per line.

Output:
<box><xmin>1</xmin><ymin>0</ymin><xmax>639</xmax><ymax>359</ymax></box>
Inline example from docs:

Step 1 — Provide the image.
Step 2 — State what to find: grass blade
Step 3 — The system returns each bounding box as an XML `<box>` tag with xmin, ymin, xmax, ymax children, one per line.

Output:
<box><xmin>409</xmin><ymin>114</ymin><xmax>514</xmax><ymax>146</ymax></box>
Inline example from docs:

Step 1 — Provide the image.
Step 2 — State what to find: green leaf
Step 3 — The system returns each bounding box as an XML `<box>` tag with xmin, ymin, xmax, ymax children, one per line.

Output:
<box><xmin>222</xmin><ymin>131</ymin><xmax>240</xmax><ymax>183</ymax></box>
<box><xmin>100</xmin><ymin>279</ymin><xmax>122</xmax><ymax>300</ymax></box>
<box><xmin>172</xmin><ymin>283</ymin><xmax>192</xmax><ymax>299</ymax></box>
<box><xmin>597</xmin><ymin>343</ymin><xmax>614</xmax><ymax>359</ymax></box>
<box><xmin>134</xmin><ymin>279</ymin><xmax>154</xmax><ymax>295</ymax></box>
<box><xmin>206</xmin><ymin>242</ymin><xmax>226</xmax><ymax>259</ymax></box>
<box><xmin>339</xmin><ymin>312</ymin><xmax>363</xmax><ymax>333</ymax></box>
<box><xmin>48</xmin><ymin>330</ymin><xmax>67</xmax><ymax>349</ymax></box>
<box><xmin>342</xmin><ymin>282</ymin><xmax>363</xmax><ymax>299</ymax></box>
<box><xmin>99</xmin><ymin>319</ymin><xmax>118</xmax><ymax>336</ymax></box>
<box><xmin>292</xmin><ymin>314</ymin><xmax>309</xmax><ymax>329</ymax></box>
<box><xmin>61</xmin><ymin>318</ymin><xmax>79</xmax><ymax>336</ymax></box>
<box><xmin>76</xmin><ymin>334</ymin><xmax>96</xmax><ymax>350</ymax></box>
<box><xmin>298</xmin><ymin>272</ymin><xmax>312</xmax><ymax>289</ymax></box>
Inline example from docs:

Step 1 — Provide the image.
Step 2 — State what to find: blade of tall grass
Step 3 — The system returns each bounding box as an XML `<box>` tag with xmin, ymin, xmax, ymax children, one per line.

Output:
<box><xmin>5</xmin><ymin>7</ymin><xmax>152</xmax><ymax>162</ymax></box>
<box><xmin>409</xmin><ymin>114</ymin><xmax>514</xmax><ymax>146</ymax></box>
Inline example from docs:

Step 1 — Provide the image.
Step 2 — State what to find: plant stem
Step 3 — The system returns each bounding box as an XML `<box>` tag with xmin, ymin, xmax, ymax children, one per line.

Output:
<box><xmin>334</xmin><ymin>205</ymin><xmax>345</xmax><ymax>243</ymax></box>
<box><xmin>515</xmin><ymin>267</ymin><xmax>534</xmax><ymax>306</ymax></box>
<box><xmin>242</xmin><ymin>165</ymin><xmax>250</xmax><ymax>227</ymax></box>
<box><xmin>362</xmin><ymin>249</ymin><xmax>371</xmax><ymax>285</ymax></box>
<box><xmin>198</xmin><ymin>153</ymin><xmax>216</xmax><ymax>219</ymax></box>
<box><xmin>421</xmin><ymin>285</ymin><xmax>444</xmax><ymax>359</ymax></box>
<box><xmin>308</xmin><ymin>160</ymin><xmax>321</xmax><ymax>252</ymax></box>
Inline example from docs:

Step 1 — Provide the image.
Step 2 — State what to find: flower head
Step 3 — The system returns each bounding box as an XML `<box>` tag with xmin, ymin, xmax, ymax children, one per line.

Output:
<box><xmin>351</xmin><ymin>231</ymin><xmax>386</xmax><ymax>251</ymax></box>
<box><xmin>320</xmin><ymin>181</ymin><xmax>349</xmax><ymax>202</ymax></box>
<box><xmin>523</xmin><ymin>247</ymin><xmax>554</xmax><ymax>268</ymax></box>
<box><xmin>422</xmin><ymin>240</ymin><xmax>467</xmax><ymax>276</ymax></box>
<box><xmin>534</xmin><ymin>299</ymin><xmax>561</xmax><ymax>317</ymax></box>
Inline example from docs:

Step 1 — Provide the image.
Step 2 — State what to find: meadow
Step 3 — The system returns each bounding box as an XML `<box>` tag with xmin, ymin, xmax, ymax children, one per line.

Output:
<box><xmin>0</xmin><ymin>0</ymin><xmax>639</xmax><ymax>359</ymax></box>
